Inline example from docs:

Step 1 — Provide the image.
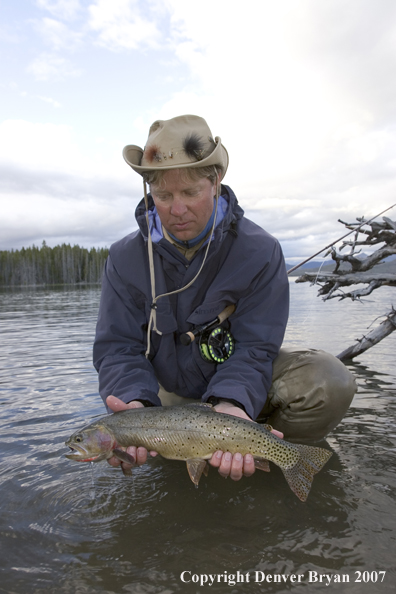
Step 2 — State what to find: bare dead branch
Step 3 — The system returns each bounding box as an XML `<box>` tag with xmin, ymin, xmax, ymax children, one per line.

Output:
<box><xmin>329</xmin><ymin>245</ymin><xmax>396</xmax><ymax>272</ymax></box>
<box><xmin>296</xmin><ymin>271</ymin><xmax>396</xmax><ymax>287</ymax></box>
<box><xmin>296</xmin><ymin>212</ymin><xmax>396</xmax><ymax>359</ymax></box>
<box><xmin>337</xmin><ymin>308</ymin><xmax>396</xmax><ymax>361</ymax></box>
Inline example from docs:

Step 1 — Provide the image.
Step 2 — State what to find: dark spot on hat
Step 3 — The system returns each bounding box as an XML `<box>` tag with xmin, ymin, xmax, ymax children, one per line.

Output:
<box><xmin>145</xmin><ymin>144</ymin><xmax>162</xmax><ymax>163</ymax></box>
<box><xmin>183</xmin><ymin>133</ymin><xmax>205</xmax><ymax>161</ymax></box>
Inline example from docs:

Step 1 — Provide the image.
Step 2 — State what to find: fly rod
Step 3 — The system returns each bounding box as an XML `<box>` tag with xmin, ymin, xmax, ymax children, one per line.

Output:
<box><xmin>180</xmin><ymin>304</ymin><xmax>236</xmax><ymax>346</ymax></box>
<box><xmin>287</xmin><ymin>202</ymin><xmax>396</xmax><ymax>275</ymax></box>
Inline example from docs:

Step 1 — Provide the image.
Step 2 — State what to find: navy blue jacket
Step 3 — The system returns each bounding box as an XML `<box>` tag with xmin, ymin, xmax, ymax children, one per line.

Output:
<box><xmin>93</xmin><ymin>184</ymin><xmax>289</xmax><ymax>419</ymax></box>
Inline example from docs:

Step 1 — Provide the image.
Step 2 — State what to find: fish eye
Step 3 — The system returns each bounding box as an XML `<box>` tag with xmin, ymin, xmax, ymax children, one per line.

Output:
<box><xmin>74</xmin><ymin>434</ymin><xmax>83</xmax><ymax>443</ymax></box>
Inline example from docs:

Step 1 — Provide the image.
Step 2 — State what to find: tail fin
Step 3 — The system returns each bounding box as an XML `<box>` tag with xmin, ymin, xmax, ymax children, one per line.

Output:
<box><xmin>281</xmin><ymin>444</ymin><xmax>332</xmax><ymax>502</ymax></box>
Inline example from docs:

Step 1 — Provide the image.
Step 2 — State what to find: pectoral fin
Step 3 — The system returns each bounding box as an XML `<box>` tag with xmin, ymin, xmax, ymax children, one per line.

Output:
<box><xmin>121</xmin><ymin>466</ymin><xmax>133</xmax><ymax>477</ymax></box>
<box><xmin>254</xmin><ymin>458</ymin><xmax>270</xmax><ymax>472</ymax></box>
<box><xmin>186</xmin><ymin>459</ymin><xmax>209</xmax><ymax>487</ymax></box>
<box><xmin>113</xmin><ymin>448</ymin><xmax>136</xmax><ymax>465</ymax></box>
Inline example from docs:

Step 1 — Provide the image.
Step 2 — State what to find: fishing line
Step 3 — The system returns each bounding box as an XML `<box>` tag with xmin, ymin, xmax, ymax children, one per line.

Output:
<box><xmin>89</xmin><ymin>461</ymin><xmax>95</xmax><ymax>500</ymax></box>
<box><xmin>298</xmin><ymin>259</ymin><xmax>328</xmax><ymax>327</ymax></box>
<box><xmin>288</xmin><ymin>202</ymin><xmax>396</xmax><ymax>327</ymax></box>
<box><xmin>287</xmin><ymin>202</ymin><xmax>396</xmax><ymax>275</ymax></box>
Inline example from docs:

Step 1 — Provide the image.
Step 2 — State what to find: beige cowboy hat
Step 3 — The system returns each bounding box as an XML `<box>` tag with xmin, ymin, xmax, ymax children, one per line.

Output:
<box><xmin>123</xmin><ymin>114</ymin><xmax>229</xmax><ymax>180</ymax></box>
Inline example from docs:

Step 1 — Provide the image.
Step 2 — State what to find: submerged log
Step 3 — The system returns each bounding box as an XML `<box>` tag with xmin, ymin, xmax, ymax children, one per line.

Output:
<box><xmin>337</xmin><ymin>308</ymin><xmax>396</xmax><ymax>361</ymax></box>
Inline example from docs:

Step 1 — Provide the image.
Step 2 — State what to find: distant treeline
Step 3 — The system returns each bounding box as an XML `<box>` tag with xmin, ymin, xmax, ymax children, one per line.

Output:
<box><xmin>0</xmin><ymin>242</ymin><xmax>109</xmax><ymax>286</ymax></box>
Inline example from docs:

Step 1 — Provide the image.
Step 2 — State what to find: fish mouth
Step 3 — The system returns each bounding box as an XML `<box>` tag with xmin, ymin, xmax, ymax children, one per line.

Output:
<box><xmin>65</xmin><ymin>444</ymin><xmax>102</xmax><ymax>462</ymax></box>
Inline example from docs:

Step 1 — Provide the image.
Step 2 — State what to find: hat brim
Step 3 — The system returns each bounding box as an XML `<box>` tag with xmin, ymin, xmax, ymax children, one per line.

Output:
<box><xmin>123</xmin><ymin>136</ymin><xmax>229</xmax><ymax>181</ymax></box>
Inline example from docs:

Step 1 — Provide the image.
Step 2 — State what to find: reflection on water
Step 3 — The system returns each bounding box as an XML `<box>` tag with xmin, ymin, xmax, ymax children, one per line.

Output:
<box><xmin>0</xmin><ymin>282</ymin><xmax>395</xmax><ymax>593</ymax></box>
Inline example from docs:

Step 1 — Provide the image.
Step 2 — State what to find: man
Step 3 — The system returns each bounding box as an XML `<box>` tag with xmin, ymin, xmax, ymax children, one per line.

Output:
<box><xmin>93</xmin><ymin>114</ymin><xmax>356</xmax><ymax>481</ymax></box>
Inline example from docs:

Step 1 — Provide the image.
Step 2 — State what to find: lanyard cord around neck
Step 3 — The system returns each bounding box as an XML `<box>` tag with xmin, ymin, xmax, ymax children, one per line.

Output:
<box><xmin>143</xmin><ymin>173</ymin><xmax>220</xmax><ymax>359</ymax></box>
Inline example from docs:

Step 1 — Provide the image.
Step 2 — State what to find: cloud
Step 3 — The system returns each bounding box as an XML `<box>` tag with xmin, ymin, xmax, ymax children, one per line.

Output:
<box><xmin>0</xmin><ymin>160</ymin><xmax>140</xmax><ymax>252</ymax></box>
<box><xmin>0</xmin><ymin>23</ymin><xmax>23</xmax><ymax>44</ymax></box>
<box><xmin>0</xmin><ymin>118</ymin><xmax>143</xmax><ymax>250</ymax></box>
<box><xmin>36</xmin><ymin>95</ymin><xmax>62</xmax><ymax>108</ymax></box>
<box><xmin>35</xmin><ymin>0</ymin><xmax>82</xmax><ymax>21</ymax></box>
<box><xmin>1</xmin><ymin>189</ymin><xmax>137</xmax><ymax>251</ymax></box>
<box><xmin>87</xmin><ymin>0</ymin><xmax>162</xmax><ymax>51</ymax></box>
<box><xmin>0</xmin><ymin>119</ymin><xmax>140</xmax><ymax>191</ymax></box>
<box><xmin>0</xmin><ymin>120</ymin><xmax>77</xmax><ymax>170</ymax></box>
<box><xmin>3</xmin><ymin>0</ymin><xmax>396</xmax><ymax>258</ymax></box>
<box><xmin>144</xmin><ymin>1</ymin><xmax>396</xmax><ymax>255</ymax></box>
<box><xmin>32</xmin><ymin>17</ymin><xmax>83</xmax><ymax>51</ymax></box>
<box><xmin>27</xmin><ymin>53</ymin><xmax>82</xmax><ymax>80</ymax></box>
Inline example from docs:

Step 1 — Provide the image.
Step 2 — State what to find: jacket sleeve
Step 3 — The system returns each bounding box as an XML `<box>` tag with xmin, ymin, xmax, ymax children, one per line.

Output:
<box><xmin>93</xmin><ymin>254</ymin><xmax>161</xmax><ymax>412</ymax></box>
<box><xmin>202</xmin><ymin>239</ymin><xmax>289</xmax><ymax>420</ymax></box>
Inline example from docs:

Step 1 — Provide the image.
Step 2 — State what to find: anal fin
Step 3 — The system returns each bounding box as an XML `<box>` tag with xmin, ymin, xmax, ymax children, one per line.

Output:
<box><xmin>186</xmin><ymin>459</ymin><xmax>209</xmax><ymax>487</ymax></box>
<box><xmin>254</xmin><ymin>458</ymin><xmax>270</xmax><ymax>472</ymax></box>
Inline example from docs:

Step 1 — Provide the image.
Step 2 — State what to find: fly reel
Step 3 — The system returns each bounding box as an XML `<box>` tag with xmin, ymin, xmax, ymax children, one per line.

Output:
<box><xmin>199</xmin><ymin>326</ymin><xmax>235</xmax><ymax>364</ymax></box>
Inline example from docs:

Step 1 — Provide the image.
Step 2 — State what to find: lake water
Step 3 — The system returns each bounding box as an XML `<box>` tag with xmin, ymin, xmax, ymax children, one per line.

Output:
<box><xmin>0</xmin><ymin>281</ymin><xmax>395</xmax><ymax>594</ymax></box>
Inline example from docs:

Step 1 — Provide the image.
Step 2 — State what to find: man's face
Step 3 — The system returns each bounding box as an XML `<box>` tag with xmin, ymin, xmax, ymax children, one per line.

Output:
<box><xmin>150</xmin><ymin>169</ymin><xmax>216</xmax><ymax>242</ymax></box>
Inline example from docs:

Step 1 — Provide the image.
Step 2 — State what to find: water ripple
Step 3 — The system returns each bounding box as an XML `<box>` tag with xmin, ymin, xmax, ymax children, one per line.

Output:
<box><xmin>0</xmin><ymin>285</ymin><xmax>395</xmax><ymax>594</ymax></box>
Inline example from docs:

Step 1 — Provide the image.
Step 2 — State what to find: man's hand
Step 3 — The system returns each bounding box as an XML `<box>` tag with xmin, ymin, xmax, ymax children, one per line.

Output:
<box><xmin>106</xmin><ymin>396</ymin><xmax>158</xmax><ymax>473</ymax></box>
<box><xmin>208</xmin><ymin>400</ymin><xmax>283</xmax><ymax>481</ymax></box>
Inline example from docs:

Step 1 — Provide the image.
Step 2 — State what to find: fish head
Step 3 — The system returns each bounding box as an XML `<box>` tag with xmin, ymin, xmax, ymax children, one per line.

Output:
<box><xmin>65</xmin><ymin>424</ymin><xmax>116</xmax><ymax>462</ymax></box>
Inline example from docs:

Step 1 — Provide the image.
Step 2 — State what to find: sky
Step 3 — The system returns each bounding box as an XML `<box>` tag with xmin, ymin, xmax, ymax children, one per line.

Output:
<box><xmin>1</xmin><ymin>0</ymin><xmax>396</xmax><ymax>262</ymax></box>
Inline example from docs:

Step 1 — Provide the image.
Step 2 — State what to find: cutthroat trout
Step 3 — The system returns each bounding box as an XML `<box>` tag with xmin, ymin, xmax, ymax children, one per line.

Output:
<box><xmin>65</xmin><ymin>404</ymin><xmax>332</xmax><ymax>501</ymax></box>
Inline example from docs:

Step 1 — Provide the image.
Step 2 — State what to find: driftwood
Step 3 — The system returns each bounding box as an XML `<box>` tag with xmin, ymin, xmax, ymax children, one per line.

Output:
<box><xmin>295</xmin><ymin>215</ymin><xmax>396</xmax><ymax>361</ymax></box>
<box><xmin>337</xmin><ymin>308</ymin><xmax>396</xmax><ymax>361</ymax></box>
<box><xmin>296</xmin><ymin>271</ymin><xmax>396</xmax><ymax>300</ymax></box>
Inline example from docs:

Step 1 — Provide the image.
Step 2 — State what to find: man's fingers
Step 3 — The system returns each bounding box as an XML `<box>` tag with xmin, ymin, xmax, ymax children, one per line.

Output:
<box><xmin>134</xmin><ymin>446</ymin><xmax>148</xmax><ymax>466</ymax></box>
<box><xmin>242</xmin><ymin>454</ymin><xmax>255</xmax><ymax>477</ymax></box>
<box><xmin>106</xmin><ymin>396</ymin><xmax>144</xmax><ymax>412</ymax></box>
<box><xmin>272</xmin><ymin>429</ymin><xmax>284</xmax><ymax>439</ymax></box>
<box><xmin>229</xmin><ymin>453</ymin><xmax>243</xmax><ymax>481</ymax></box>
<box><xmin>107</xmin><ymin>455</ymin><xmax>122</xmax><ymax>468</ymax></box>
<box><xmin>218</xmin><ymin>451</ymin><xmax>233</xmax><ymax>478</ymax></box>
<box><xmin>106</xmin><ymin>445</ymin><xmax>150</xmax><ymax>469</ymax></box>
<box><xmin>209</xmin><ymin>450</ymin><xmax>224</xmax><ymax>469</ymax></box>
<box><xmin>106</xmin><ymin>395</ymin><xmax>128</xmax><ymax>412</ymax></box>
<box><xmin>209</xmin><ymin>451</ymin><xmax>255</xmax><ymax>481</ymax></box>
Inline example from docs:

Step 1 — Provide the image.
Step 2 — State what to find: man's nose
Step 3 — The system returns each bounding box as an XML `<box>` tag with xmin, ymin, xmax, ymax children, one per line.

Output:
<box><xmin>170</xmin><ymin>196</ymin><xmax>188</xmax><ymax>216</ymax></box>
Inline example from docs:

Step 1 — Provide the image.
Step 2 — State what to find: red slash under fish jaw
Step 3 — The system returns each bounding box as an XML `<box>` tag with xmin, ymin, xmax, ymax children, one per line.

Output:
<box><xmin>65</xmin><ymin>425</ymin><xmax>117</xmax><ymax>462</ymax></box>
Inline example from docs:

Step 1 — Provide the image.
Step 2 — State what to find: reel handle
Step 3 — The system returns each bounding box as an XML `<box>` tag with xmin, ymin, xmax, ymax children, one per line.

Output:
<box><xmin>180</xmin><ymin>304</ymin><xmax>236</xmax><ymax>346</ymax></box>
